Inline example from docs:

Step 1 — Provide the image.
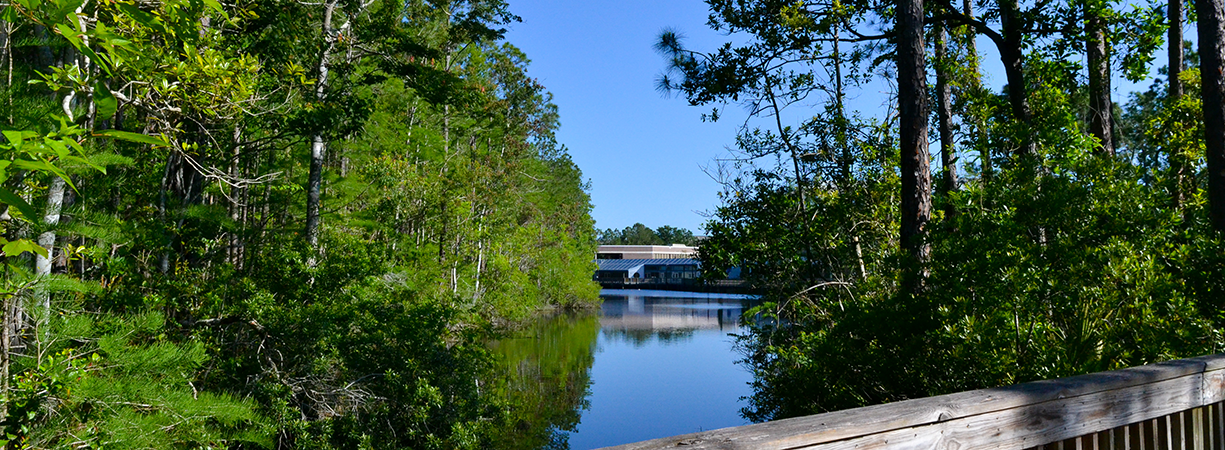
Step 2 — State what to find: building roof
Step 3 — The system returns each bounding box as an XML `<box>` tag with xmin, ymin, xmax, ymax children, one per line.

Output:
<box><xmin>595</xmin><ymin>258</ymin><xmax>699</xmax><ymax>271</ymax></box>
<box><xmin>597</xmin><ymin>244</ymin><xmax>696</xmax><ymax>250</ymax></box>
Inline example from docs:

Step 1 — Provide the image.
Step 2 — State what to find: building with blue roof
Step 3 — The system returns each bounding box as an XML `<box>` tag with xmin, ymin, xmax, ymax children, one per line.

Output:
<box><xmin>594</xmin><ymin>258</ymin><xmax>701</xmax><ymax>285</ymax></box>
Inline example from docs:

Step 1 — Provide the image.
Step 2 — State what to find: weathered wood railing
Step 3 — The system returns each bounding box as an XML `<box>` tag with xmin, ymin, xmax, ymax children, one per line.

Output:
<box><xmin>601</xmin><ymin>354</ymin><xmax>1225</xmax><ymax>450</ymax></box>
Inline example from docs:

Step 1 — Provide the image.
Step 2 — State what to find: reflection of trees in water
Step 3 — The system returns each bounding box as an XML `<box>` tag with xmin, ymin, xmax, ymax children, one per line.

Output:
<box><xmin>602</xmin><ymin>328</ymin><xmax>697</xmax><ymax>347</ymax></box>
<box><xmin>489</xmin><ymin>313</ymin><xmax>601</xmax><ymax>450</ymax></box>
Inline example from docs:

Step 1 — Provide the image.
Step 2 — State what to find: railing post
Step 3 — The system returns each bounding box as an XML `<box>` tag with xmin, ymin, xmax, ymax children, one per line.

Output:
<box><xmin>1195</xmin><ymin>407</ymin><xmax>1205</xmax><ymax>450</ymax></box>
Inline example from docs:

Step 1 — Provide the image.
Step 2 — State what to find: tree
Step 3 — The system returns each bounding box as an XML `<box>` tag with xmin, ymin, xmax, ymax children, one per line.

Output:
<box><xmin>597</xmin><ymin>223</ymin><xmax>697</xmax><ymax>246</ymax></box>
<box><xmin>1086</xmin><ymin>0</ymin><xmax>1115</xmax><ymax>155</ymax></box>
<box><xmin>670</xmin><ymin>0</ymin><xmax>1225</xmax><ymax>426</ymax></box>
<box><xmin>1</xmin><ymin>0</ymin><xmax>601</xmax><ymax>446</ymax></box>
<box><xmin>898</xmin><ymin>0</ymin><xmax>932</xmax><ymax>286</ymax></box>
<box><xmin>934</xmin><ymin>23</ymin><xmax>959</xmax><ymax>218</ymax></box>
<box><xmin>1169</xmin><ymin>0</ymin><xmax>1189</xmax><ymax>212</ymax></box>
<box><xmin>1198</xmin><ymin>0</ymin><xmax>1225</xmax><ymax>231</ymax></box>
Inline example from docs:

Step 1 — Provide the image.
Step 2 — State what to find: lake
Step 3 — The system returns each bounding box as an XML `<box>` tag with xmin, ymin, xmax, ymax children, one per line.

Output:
<box><xmin>491</xmin><ymin>289</ymin><xmax>759</xmax><ymax>449</ymax></box>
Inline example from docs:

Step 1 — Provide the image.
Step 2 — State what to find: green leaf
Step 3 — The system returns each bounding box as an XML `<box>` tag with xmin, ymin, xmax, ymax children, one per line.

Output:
<box><xmin>55</xmin><ymin>23</ymin><xmax>83</xmax><ymax>49</ymax></box>
<box><xmin>12</xmin><ymin>159</ymin><xmax>59</xmax><ymax>173</ymax></box>
<box><xmin>2</xmin><ymin>239</ymin><xmax>48</xmax><ymax>258</ymax></box>
<box><xmin>53</xmin><ymin>0</ymin><xmax>85</xmax><ymax>21</ymax></box>
<box><xmin>1</xmin><ymin>5</ymin><xmax>18</xmax><ymax>22</ymax></box>
<box><xmin>95</xmin><ymin>129</ymin><xmax>170</xmax><ymax>147</ymax></box>
<box><xmin>0</xmin><ymin>187</ymin><xmax>40</xmax><ymax>222</ymax></box>
<box><xmin>94</xmin><ymin>81</ymin><xmax>117</xmax><ymax>120</ymax></box>
<box><xmin>2</xmin><ymin>130</ymin><xmax>34</xmax><ymax>147</ymax></box>
<box><xmin>44</xmin><ymin>136</ymin><xmax>70</xmax><ymax>158</ymax></box>
<box><xmin>117</xmin><ymin>3</ymin><xmax>166</xmax><ymax>33</ymax></box>
<box><xmin>54</xmin><ymin>21</ymin><xmax>106</xmax><ymax>76</ymax></box>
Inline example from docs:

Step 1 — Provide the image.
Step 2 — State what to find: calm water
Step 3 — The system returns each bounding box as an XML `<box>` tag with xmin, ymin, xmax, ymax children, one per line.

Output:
<box><xmin>491</xmin><ymin>289</ymin><xmax>758</xmax><ymax>449</ymax></box>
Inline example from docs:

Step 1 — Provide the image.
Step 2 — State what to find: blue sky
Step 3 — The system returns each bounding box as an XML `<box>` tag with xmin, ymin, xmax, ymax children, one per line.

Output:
<box><xmin>503</xmin><ymin>1</ymin><xmax>1177</xmax><ymax>235</ymax></box>
<box><xmin>504</xmin><ymin>1</ymin><xmax>750</xmax><ymax>235</ymax></box>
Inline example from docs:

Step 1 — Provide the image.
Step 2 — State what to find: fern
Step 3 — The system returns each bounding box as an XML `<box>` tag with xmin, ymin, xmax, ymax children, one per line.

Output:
<box><xmin>5</xmin><ymin>311</ymin><xmax>271</xmax><ymax>449</ymax></box>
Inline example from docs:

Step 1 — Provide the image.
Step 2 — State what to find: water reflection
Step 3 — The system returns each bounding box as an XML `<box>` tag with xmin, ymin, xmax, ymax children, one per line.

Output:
<box><xmin>599</xmin><ymin>292</ymin><xmax>753</xmax><ymax>348</ymax></box>
<box><xmin>491</xmin><ymin>313</ymin><xmax>600</xmax><ymax>450</ymax></box>
<box><xmin>492</xmin><ymin>290</ymin><xmax>758</xmax><ymax>450</ymax></box>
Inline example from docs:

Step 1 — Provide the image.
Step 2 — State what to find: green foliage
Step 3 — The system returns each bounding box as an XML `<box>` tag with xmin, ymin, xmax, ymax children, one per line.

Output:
<box><xmin>597</xmin><ymin>223</ymin><xmax>698</xmax><ymax>246</ymax></box>
<box><xmin>673</xmin><ymin>0</ymin><xmax>1225</xmax><ymax>427</ymax></box>
<box><xmin>734</xmin><ymin>157</ymin><xmax>1220</xmax><ymax>421</ymax></box>
<box><xmin>2</xmin><ymin>312</ymin><xmax>268</xmax><ymax>449</ymax></box>
<box><xmin>2</xmin><ymin>0</ymin><xmax>599</xmax><ymax>447</ymax></box>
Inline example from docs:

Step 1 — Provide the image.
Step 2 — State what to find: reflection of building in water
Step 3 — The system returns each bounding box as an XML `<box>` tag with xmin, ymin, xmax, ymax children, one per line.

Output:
<box><xmin>600</xmin><ymin>295</ymin><xmax>746</xmax><ymax>333</ymax></box>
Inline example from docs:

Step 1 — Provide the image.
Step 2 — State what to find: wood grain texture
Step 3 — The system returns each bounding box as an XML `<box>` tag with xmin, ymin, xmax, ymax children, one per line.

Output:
<box><xmin>599</xmin><ymin>355</ymin><xmax>1225</xmax><ymax>450</ymax></box>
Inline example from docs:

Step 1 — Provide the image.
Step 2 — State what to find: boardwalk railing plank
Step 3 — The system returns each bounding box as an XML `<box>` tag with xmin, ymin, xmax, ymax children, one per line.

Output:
<box><xmin>599</xmin><ymin>354</ymin><xmax>1225</xmax><ymax>450</ymax></box>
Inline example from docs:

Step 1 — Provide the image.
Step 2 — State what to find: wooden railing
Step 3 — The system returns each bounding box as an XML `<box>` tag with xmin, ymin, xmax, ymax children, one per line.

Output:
<box><xmin>600</xmin><ymin>354</ymin><xmax>1225</xmax><ymax>450</ymax></box>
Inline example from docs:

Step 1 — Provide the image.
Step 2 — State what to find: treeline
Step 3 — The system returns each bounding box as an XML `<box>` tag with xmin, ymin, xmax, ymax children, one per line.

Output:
<box><xmin>596</xmin><ymin>223</ymin><xmax>697</xmax><ymax>246</ymax></box>
<box><xmin>0</xmin><ymin>0</ymin><xmax>598</xmax><ymax>448</ymax></box>
<box><xmin>661</xmin><ymin>0</ymin><xmax>1225</xmax><ymax>421</ymax></box>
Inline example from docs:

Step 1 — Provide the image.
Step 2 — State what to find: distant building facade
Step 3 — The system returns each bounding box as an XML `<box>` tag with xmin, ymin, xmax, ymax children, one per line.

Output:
<box><xmin>596</xmin><ymin>244</ymin><xmax>697</xmax><ymax>260</ymax></box>
<box><xmin>594</xmin><ymin>258</ymin><xmax>701</xmax><ymax>284</ymax></box>
<box><xmin>592</xmin><ymin>245</ymin><xmax>749</xmax><ymax>293</ymax></box>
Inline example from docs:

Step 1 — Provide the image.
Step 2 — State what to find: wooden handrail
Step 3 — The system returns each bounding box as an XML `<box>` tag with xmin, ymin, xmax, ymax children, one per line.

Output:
<box><xmin>600</xmin><ymin>354</ymin><xmax>1225</xmax><ymax>450</ymax></box>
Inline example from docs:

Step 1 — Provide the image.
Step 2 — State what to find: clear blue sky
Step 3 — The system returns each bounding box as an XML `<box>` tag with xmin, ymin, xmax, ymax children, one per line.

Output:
<box><xmin>504</xmin><ymin>1</ymin><xmax>749</xmax><ymax>235</ymax></box>
<box><xmin>503</xmin><ymin>1</ymin><xmax>1177</xmax><ymax>235</ymax></box>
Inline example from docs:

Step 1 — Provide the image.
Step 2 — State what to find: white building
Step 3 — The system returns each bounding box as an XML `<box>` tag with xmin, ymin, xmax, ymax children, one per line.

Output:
<box><xmin>596</xmin><ymin>244</ymin><xmax>697</xmax><ymax>260</ymax></box>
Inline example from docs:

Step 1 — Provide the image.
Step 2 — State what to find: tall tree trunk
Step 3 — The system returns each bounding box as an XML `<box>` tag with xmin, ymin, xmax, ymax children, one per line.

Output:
<box><xmin>35</xmin><ymin>4</ymin><xmax>88</xmax><ymax>325</ymax></box>
<box><xmin>936</xmin><ymin>23</ymin><xmax>958</xmax><ymax>218</ymax></box>
<box><xmin>1</xmin><ymin>293</ymin><xmax>8</xmax><ymax>419</ymax></box>
<box><xmin>1086</xmin><ymin>4</ymin><xmax>1114</xmax><ymax>156</ymax></box>
<box><xmin>33</xmin><ymin>25</ymin><xmax>53</xmax><ymax>75</ymax></box>
<box><xmin>158</xmin><ymin>151</ymin><xmax>172</xmax><ymax>274</ymax></box>
<box><xmin>1170</xmin><ymin>0</ymin><xmax>1184</xmax><ymax>98</ymax></box>
<box><xmin>2</xmin><ymin>18</ymin><xmax>11</xmax><ymax>125</ymax></box>
<box><xmin>999</xmin><ymin>0</ymin><xmax>1037</xmax><ymax>157</ymax></box>
<box><xmin>898</xmin><ymin>0</ymin><xmax>933</xmax><ymax>289</ymax></box>
<box><xmin>766</xmin><ymin>86</ymin><xmax>808</xmax><ymax>212</ymax></box>
<box><xmin>35</xmin><ymin>176</ymin><xmax>65</xmax><ymax>325</ymax></box>
<box><xmin>1198</xmin><ymin>0</ymin><xmax>1225</xmax><ymax>231</ymax></box>
<box><xmin>835</xmin><ymin>28</ymin><xmax>866</xmax><ymax>280</ymax></box>
<box><xmin>1170</xmin><ymin>0</ymin><xmax>1188</xmax><ymax>212</ymax></box>
<box><xmin>963</xmin><ymin>0</ymin><xmax>992</xmax><ymax>180</ymax></box>
<box><xmin>835</xmin><ymin>28</ymin><xmax>851</xmax><ymax>187</ymax></box>
<box><xmin>305</xmin><ymin>0</ymin><xmax>345</xmax><ymax>250</ymax></box>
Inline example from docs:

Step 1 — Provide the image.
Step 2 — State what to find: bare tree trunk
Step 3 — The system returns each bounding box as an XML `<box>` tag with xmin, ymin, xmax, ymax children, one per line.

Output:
<box><xmin>766</xmin><ymin>86</ymin><xmax>807</xmax><ymax>212</ymax></box>
<box><xmin>936</xmin><ymin>24</ymin><xmax>958</xmax><ymax>218</ymax></box>
<box><xmin>1086</xmin><ymin>5</ymin><xmax>1114</xmax><ymax>156</ymax></box>
<box><xmin>999</xmin><ymin>0</ymin><xmax>1037</xmax><ymax>157</ymax></box>
<box><xmin>2</xmin><ymin>18</ymin><xmax>12</xmax><ymax>125</ymax></box>
<box><xmin>834</xmin><ymin>28</ymin><xmax>851</xmax><ymax>187</ymax></box>
<box><xmin>35</xmin><ymin>176</ymin><xmax>65</xmax><ymax>326</ymax></box>
<box><xmin>158</xmin><ymin>151</ymin><xmax>172</xmax><ymax>274</ymax></box>
<box><xmin>898</xmin><ymin>0</ymin><xmax>932</xmax><ymax>289</ymax></box>
<box><xmin>1171</xmin><ymin>1</ymin><xmax>1184</xmax><ymax>97</ymax></box>
<box><xmin>305</xmin><ymin>0</ymin><xmax>344</xmax><ymax>250</ymax></box>
<box><xmin>230</xmin><ymin>126</ymin><xmax>244</xmax><ymax>267</ymax></box>
<box><xmin>835</xmin><ymin>28</ymin><xmax>866</xmax><ymax>280</ymax></box>
<box><xmin>1170</xmin><ymin>0</ymin><xmax>1188</xmax><ymax>213</ymax></box>
<box><xmin>34</xmin><ymin>4</ymin><xmax>88</xmax><ymax>324</ymax></box>
<box><xmin>962</xmin><ymin>0</ymin><xmax>991</xmax><ymax>180</ymax></box>
<box><xmin>1</xmin><ymin>292</ymin><xmax>10</xmax><ymax>419</ymax></box>
<box><xmin>33</xmin><ymin>25</ymin><xmax>53</xmax><ymax>75</ymax></box>
<box><xmin>1198</xmin><ymin>0</ymin><xmax>1225</xmax><ymax>231</ymax></box>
